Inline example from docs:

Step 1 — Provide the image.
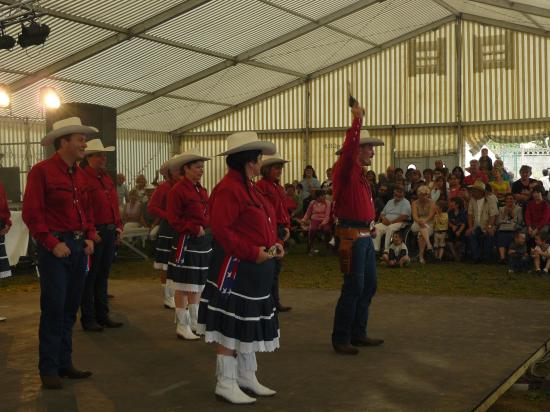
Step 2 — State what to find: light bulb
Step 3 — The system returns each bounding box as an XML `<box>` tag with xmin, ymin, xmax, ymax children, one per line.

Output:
<box><xmin>40</xmin><ymin>87</ymin><xmax>61</xmax><ymax>109</ymax></box>
<box><xmin>0</xmin><ymin>87</ymin><xmax>10</xmax><ymax>108</ymax></box>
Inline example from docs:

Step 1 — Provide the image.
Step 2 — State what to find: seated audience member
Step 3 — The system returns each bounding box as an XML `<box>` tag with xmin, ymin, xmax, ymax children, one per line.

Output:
<box><xmin>407</xmin><ymin>169</ymin><xmax>423</xmax><ymax>201</ymax></box>
<box><xmin>496</xmin><ymin>193</ymin><xmax>524</xmax><ymax>264</ymax></box>
<box><xmin>448</xmin><ymin>174</ymin><xmax>462</xmax><ymax>200</ymax></box>
<box><xmin>116</xmin><ymin>173</ymin><xmax>129</xmax><ymax>206</ymax></box>
<box><xmin>395</xmin><ymin>167</ymin><xmax>404</xmax><ymax>181</ymax></box>
<box><xmin>284</xmin><ymin>184</ymin><xmax>298</xmax><ymax>216</ymax></box>
<box><xmin>512</xmin><ymin>165</ymin><xmax>539</xmax><ymax>211</ymax></box>
<box><xmin>134</xmin><ymin>174</ymin><xmax>148</xmax><ymax>202</ymax></box>
<box><xmin>465</xmin><ymin>180</ymin><xmax>499</xmax><ymax>263</ymax></box>
<box><xmin>423</xmin><ymin>168</ymin><xmax>434</xmax><ymax>188</ymax></box>
<box><xmin>373</xmin><ymin>185</ymin><xmax>411</xmax><ymax>253</ymax></box>
<box><xmin>464</xmin><ymin>159</ymin><xmax>489</xmax><ymax>186</ymax></box>
<box><xmin>382</xmin><ymin>232</ymin><xmax>410</xmax><ymax>268</ymax></box>
<box><xmin>301</xmin><ymin>190</ymin><xmax>331</xmax><ymax>255</ymax></box>
<box><xmin>493</xmin><ymin>159</ymin><xmax>510</xmax><ymax>182</ymax></box>
<box><xmin>531</xmin><ymin>232</ymin><xmax>550</xmax><ymax>275</ymax></box>
<box><xmin>508</xmin><ymin>231</ymin><xmax>530</xmax><ymax>273</ymax></box>
<box><xmin>122</xmin><ymin>189</ymin><xmax>147</xmax><ymax>230</ymax></box>
<box><xmin>447</xmin><ymin>197</ymin><xmax>467</xmax><ymax>261</ymax></box>
<box><xmin>452</xmin><ymin>166</ymin><xmax>466</xmax><ymax>187</ymax></box>
<box><xmin>294</xmin><ymin>183</ymin><xmax>305</xmax><ymax>216</ymax></box>
<box><xmin>434</xmin><ymin>159</ymin><xmax>444</xmax><ymax>170</ymax></box>
<box><xmin>431</xmin><ymin>176</ymin><xmax>447</xmax><ymax>202</ymax></box>
<box><xmin>478</xmin><ymin>147</ymin><xmax>493</xmax><ymax>173</ymax></box>
<box><xmin>366</xmin><ymin>170</ymin><xmax>377</xmax><ymax>196</ymax></box>
<box><xmin>300</xmin><ymin>165</ymin><xmax>320</xmax><ymax>214</ymax></box>
<box><xmin>321</xmin><ymin>167</ymin><xmax>333</xmax><ymax>200</ymax></box>
<box><xmin>489</xmin><ymin>167</ymin><xmax>511</xmax><ymax>206</ymax></box>
<box><xmin>433</xmin><ymin>200</ymin><xmax>449</xmax><ymax>262</ymax></box>
<box><xmin>525</xmin><ymin>186</ymin><xmax>550</xmax><ymax>239</ymax></box>
<box><xmin>374</xmin><ymin>184</ymin><xmax>389</xmax><ymax>219</ymax></box>
<box><xmin>411</xmin><ymin>185</ymin><xmax>437</xmax><ymax>264</ymax></box>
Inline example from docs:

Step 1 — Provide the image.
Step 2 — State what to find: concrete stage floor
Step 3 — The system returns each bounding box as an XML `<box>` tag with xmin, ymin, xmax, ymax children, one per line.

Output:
<box><xmin>1</xmin><ymin>280</ymin><xmax>549</xmax><ymax>412</ymax></box>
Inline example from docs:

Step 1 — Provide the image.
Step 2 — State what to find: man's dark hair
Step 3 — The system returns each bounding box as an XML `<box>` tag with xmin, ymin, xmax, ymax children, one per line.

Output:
<box><xmin>53</xmin><ymin>135</ymin><xmax>72</xmax><ymax>151</ymax></box>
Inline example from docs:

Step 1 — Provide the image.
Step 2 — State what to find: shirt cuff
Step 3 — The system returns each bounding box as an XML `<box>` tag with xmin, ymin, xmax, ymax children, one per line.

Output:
<box><xmin>43</xmin><ymin>234</ymin><xmax>60</xmax><ymax>252</ymax></box>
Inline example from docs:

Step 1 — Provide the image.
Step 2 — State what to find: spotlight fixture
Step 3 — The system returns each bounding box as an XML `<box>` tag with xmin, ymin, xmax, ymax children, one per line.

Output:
<box><xmin>18</xmin><ymin>20</ymin><xmax>50</xmax><ymax>48</ymax></box>
<box><xmin>39</xmin><ymin>87</ymin><xmax>60</xmax><ymax>109</ymax></box>
<box><xmin>0</xmin><ymin>85</ymin><xmax>10</xmax><ymax>108</ymax></box>
<box><xmin>0</xmin><ymin>27</ymin><xmax>15</xmax><ymax>50</ymax></box>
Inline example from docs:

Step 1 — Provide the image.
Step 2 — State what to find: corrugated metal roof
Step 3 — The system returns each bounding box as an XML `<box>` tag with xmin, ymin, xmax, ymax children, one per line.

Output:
<box><xmin>55</xmin><ymin>37</ymin><xmax>223</xmax><ymax>93</ymax></box>
<box><xmin>0</xmin><ymin>72</ymin><xmax>24</xmax><ymax>84</ymax></box>
<box><xmin>1</xmin><ymin>16</ymin><xmax>114</xmax><ymax>72</ymax></box>
<box><xmin>532</xmin><ymin>15</ymin><xmax>550</xmax><ymax>30</ymax></box>
<box><xmin>147</xmin><ymin>0</ymin><xmax>309</xmax><ymax>56</ymax></box>
<box><xmin>330</xmin><ymin>0</ymin><xmax>451</xmax><ymax>44</ymax></box>
<box><xmin>253</xmin><ymin>27</ymin><xmax>373</xmax><ymax>74</ymax></box>
<box><xmin>265</xmin><ymin>0</ymin><xmax>360</xmax><ymax>20</ymax></box>
<box><xmin>169</xmin><ymin>65</ymin><xmax>298</xmax><ymax>105</ymax></box>
<box><xmin>40</xmin><ymin>0</ymin><xmax>184</xmax><ymax>29</ymax></box>
<box><xmin>9</xmin><ymin>79</ymin><xmax>145</xmax><ymax>118</ymax></box>
<box><xmin>445</xmin><ymin>0</ymin><xmax>539</xmax><ymax>27</ymax></box>
<box><xmin>117</xmin><ymin>97</ymin><xmax>223</xmax><ymax>132</ymax></box>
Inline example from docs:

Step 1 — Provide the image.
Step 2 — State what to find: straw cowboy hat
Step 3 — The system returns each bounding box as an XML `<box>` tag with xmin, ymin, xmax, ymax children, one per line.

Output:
<box><xmin>335</xmin><ymin>131</ymin><xmax>384</xmax><ymax>155</ymax></box>
<box><xmin>468</xmin><ymin>180</ymin><xmax>487</xmax><ymax>192</ymax></box>
<box><xmin>262</xmin><ymin>153</ymin><xmax>289</xmax><ymax>167</ymax></box>
<box><xmin>167</xmin><ymin>146</ymin><xmax>211</xmax><ymax>170</ymax></box>
<box><xmin>218</xmin><ymin>131</ymin><xmax>276</xmax><ymax>156</ymax></box>
<box><xmin>41</xmin><ymin>117</ymin><xmax>98</xmax><ymax>146</ymax></box>
<box><xmin>84</xmin><ymin>139</ymin><xmax>115</xmax><ymax>155</ymax></box>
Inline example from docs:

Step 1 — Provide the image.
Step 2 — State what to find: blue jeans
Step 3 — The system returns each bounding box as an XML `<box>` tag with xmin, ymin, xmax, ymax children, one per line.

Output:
<box><xmin>81</xmin><ymin>226</ymin><xmax>116</xmax><ymax>326</ymax></box>
<box><xmin>467</xmin><ymin>227</ymin><xmax>495</xmax><ymax>261</ymax></box>
<box><xmin>37</xmin><ymin>235</ymin><xmax>87</xmax><ymax>375</ymax></box>
<box><xmin>332</xmin><ymin>236</ymin><xmax>377</xmax><ymax>344</ymax></box>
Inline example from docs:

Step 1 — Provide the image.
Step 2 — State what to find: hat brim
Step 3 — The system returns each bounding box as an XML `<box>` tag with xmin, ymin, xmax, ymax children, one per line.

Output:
<box><xmin>85</xmin><ymin>146</ymin><xmax>115</xmax><ymax>155</ymax></box>
<box><xmin>335</xmin><ymin>138</ymin><xmax>384</xmax><ymax>155</ymax></box>
<box><xmin>167</xmin><ymin>154</ymin><xmax>211</xmax><ymax>170</ymax></box>
<box><xmin>262</xmin><ymin>158</ymin><xmax>289</xmax><ymax>167</ymax></box>
<box><xmin>41</xmin><ymin>125</ymin><xmax>99</xmax><ymax>146</ymax></box>
<box><xmin>218</xmin><ymin>141</ymin><xmax>276</xmax><ymax>156</ymax></box>
<box><xmin>468</xmin><ymin>185</ymin><xmax>485</xmax><ymax>191</ymax></box>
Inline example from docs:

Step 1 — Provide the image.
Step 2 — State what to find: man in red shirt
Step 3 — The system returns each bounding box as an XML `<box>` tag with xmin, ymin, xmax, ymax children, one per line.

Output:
<box><xmin>256</xmin><ymin>153</ymin><xmax>292</xmax><ymax>313</ymax></box>
<box><xmin>331</xmin><ymin>104</ymin><xmax>384</xmax><ymax>355</ymax></box>
<box><xmin>23</xmin><ymin>117</ymin><xmax>97</xmax><ymax>389</ymax></box>
<box><xmin>80</xmin><ymin>139</ymin><xmax>123</xmax><ymax>331</ymax></box>
<box><xmin>464</xmin><ymin>159</ymin><xmax>489</xmax><ymax>186</ymax></box>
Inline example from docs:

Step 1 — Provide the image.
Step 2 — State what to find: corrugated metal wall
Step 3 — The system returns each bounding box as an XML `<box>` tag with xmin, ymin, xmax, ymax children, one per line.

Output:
<box><xmin>395</xmin><ymin>126</ymin><xmax>458</xmax><ymax>157</ymax></box>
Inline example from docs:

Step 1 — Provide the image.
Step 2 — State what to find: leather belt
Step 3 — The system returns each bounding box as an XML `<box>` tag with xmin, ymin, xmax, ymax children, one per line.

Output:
<box><xmin>52</xmin><ymin>231</ymin><xmax>85</xmax><ymax>240</ymax></box>
<box><xmin>96</xmin><ymin>224</ymin><xmax>117</xmax><ymax>231</ymax></box>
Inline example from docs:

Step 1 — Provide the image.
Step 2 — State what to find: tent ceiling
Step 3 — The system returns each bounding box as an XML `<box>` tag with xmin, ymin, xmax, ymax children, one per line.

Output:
<box><xmin>0</xmin><ymin>0</ymin><xmax>549</xmax><ymax>133</ymax></box>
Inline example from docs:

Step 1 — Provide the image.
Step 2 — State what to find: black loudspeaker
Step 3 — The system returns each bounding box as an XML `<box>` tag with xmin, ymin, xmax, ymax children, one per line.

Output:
<box><xmin>45</xmin><ymin>103</ymin><xmax>117</xmax><ymax>181</ymax></box>
<box><xmin>0</xmin><ymin>167</ymin><xmax>21</xmax><ymax>202</ymax></box>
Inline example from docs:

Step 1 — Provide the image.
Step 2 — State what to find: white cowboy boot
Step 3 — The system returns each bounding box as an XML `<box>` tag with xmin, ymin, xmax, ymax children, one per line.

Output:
<box><xmin>188</xmin><ymin>303</ymin><xmax>199</xmax><ymax>333</ymax></box>
<box><xmin>163</xmin><ymin>284</ymin><xmax>175</xmax><ymax>309</ymax></box>
<box><xmin>215</xmin><ymin>355</ymin><xmax>256</xmax><ymax>404</ymax></box>
<box><xmin>175</xmin><ymin>308</ymin><xmax>199</xmax><ymax>340</ymax></box>
<box><xmin>237</xmin><ymin>352</ymin><xmax>276</xmax><ymax>397</ymax></box>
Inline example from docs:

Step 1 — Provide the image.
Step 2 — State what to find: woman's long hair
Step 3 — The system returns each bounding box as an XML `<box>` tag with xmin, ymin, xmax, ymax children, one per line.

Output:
<box><xmin>226</xmin><ymin>150</ymin><xmax>262</xmax><ymax>206</ymax></box>
<box><xmin>302</xmin><ymin>165</ymin><xmax>317</xmax><ymax>179</ymax></box>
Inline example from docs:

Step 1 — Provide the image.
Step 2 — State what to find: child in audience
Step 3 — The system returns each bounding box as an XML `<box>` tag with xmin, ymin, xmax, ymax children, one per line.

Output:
<box><xmin>433</xmin><ymin>200</ymin><xmax>449</xmax><ymax>261</ymax></box>
<box><xmin>531</xmin><ymin>232</ymin><xmax>550</xmax><ymax>275</ymax></box>
<box><xmin>382</xmin><ymin>232</ymin><xmax>410</xmax><ymax>267</ymax></box>
<box><xmin>508</xmin><ymin>231</ymin><xmax>530</xmax><ymax>273</ymax></box>
<box><xmin>301</xmin><ymin>190</ymin><xmax>332</xmax><ymax>255</ymax></box>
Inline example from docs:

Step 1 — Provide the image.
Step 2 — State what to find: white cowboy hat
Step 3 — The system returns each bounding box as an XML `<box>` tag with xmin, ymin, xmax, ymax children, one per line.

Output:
<box><xmin>335</xmin><ymin>131</ymin><xmax>384</xmax><ymax>155</ymax></box>
<box><xmin>262</xmin><ymin>153</ymin><xmax>289</xmax><ymax>167</ymax></box>
<box><xmin>84</xmin><ymin>139</ymin><xmax>115</xmax><ymax>155</ymax></box>
<box><xmin>218</xmin><ymin>131</ymin><xmax>276</xmax><ymax>156</ymax></box>
<box><xmin>167</xmin><ymin>146</ymin><xmax>211</xmax><ymax>170</ymax></box>
<box><xmin>41</xmin><ymin>117</ymin><xmax>98</xmax><ymax>146</ymax></box>
<box><xmin>467</xmin><ymin>180</ymin><xmax>487</xmax><ymax>192</ymax></box>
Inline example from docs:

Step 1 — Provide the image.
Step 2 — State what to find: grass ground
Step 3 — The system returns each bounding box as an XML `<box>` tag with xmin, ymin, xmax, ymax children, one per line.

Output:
<box><xmin>1</xmin><ymin>242</ymin><xmax>549</xmax><ymax>410</ymax></box>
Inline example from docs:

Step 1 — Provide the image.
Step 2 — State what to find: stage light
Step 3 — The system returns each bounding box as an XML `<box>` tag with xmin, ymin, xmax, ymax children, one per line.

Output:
<box><xmin>40</xmin><ymin>87</ymin><xmax>60</xmax><ymax>109</ymax></box>
<box><xmin>0</xmin><ymin>86</ymin><xmax>10</xmax><ymax>108</ymax></box>
<box><xmin>17</xmin><ymin>20</ymin><xmax>50</xmax><ymax>48</ymax></box>
<box><xmin>0</xmin><ymin>33</ymin><xmax>16</xmax><ymax>50</ymax></box>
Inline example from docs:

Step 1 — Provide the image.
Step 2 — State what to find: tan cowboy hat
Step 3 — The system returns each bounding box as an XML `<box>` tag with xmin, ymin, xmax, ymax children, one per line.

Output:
<box><xmin>218</xmin><ymin>131</ymin><xmax>276</xmax><ymax>156</ymax></box>
<box><xmin>335</xmin><ymin>131</ymin><xmax>384</xmax><ymax>155</ymax></box>
<box><xmin>84</xmin><ymin>139</ymin><xmax>115</xmax><ymax>155</ymax></box>
<box><xmin>262</xmin><ymin>153</ymin><xmax>289</xmax><ymax>167</ymax></box>
<box><xmin>468</xmin><ymin>180</ymin><xmax>487</xmax><ymax>191</ymax></box>
<box><xmin>167</xmin><ymin>146</ymin><xmax>211</xmax><ymax>170</ymax></box>
<box><xmin>42</xmin><ymin>117</ymin><xmax>98</xmax><ymax>146</ymax></box>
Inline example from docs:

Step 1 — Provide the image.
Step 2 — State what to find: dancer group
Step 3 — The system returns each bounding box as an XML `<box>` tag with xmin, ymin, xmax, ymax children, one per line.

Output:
<box><xmin>21</xmin><ymin>100</ymin><xmax>383</xmax><ymax>404</ymax></box>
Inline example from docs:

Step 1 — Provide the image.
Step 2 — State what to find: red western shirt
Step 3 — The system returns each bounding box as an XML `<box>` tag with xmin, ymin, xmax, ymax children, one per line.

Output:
<box><xmin>333</xmin><ymin>117</ymin><xmax>375</xmax><ymax>222</ymax></box>
<box><xmin>167</xmin><ymin>176</ymin><xmax>209</xmax><ymax>236</ymax></box>
<box><xmin>0</xmin><ymin>183</ymin><xmax>11</xmax><ymax>227</ymax></box>
<box><xmin>256</xmin><ymin>177</ymin><xmax>290</xmax><ymax>227</ymax></box>
<box><xmin>209</xmin><ymin>169</ymin><xmax>277</xmax><ymax>262</ymax></box>
<box><xmin>464</xmin><ymin>171</ymin><xmax>488</xmax><ymax>186</ymax></box>
<box><xmin>148</xmin><ymin>180</ymin><xmax>175</xmax><ymax>220</ymax></box>
<box><xmin>525</xmin><ymin>200</ymin><xmax>550</xmax><ymax>230</ymax></box>
<box><xmin>82</xmin><ymin>166</ymin><xmax>122</xmax><ymax>229</ymax></box>
<box><xmin>22</xmin><ymin>153</ymin><xmax>95</xmax><ymax>251</ymax></box>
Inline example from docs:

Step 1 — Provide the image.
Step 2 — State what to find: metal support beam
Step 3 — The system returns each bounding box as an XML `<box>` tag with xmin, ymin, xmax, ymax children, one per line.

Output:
<box><xmin>462</xmin><ymin>13</ymin><xmax>550</xmax><ymax>37</ymax></box>
<box><xmin>8</xmin><ymin>0</ymin><xmax>215</xmax><ymax>92</ymax></box>
<box><xmin>304</xmin><ymin>78</ymin><xmax>311</xmax><ymax>169</ymax></box>
<box><xmin>469</xmin><ymin>0</ymin><xmax>550</xmax><ymax>20</ymax></box>
<box><xmin>430</xmin><ymin>0</ymin><xmax>459</xmax><ymax>15</ymax></box>
<box><xmin>173</xmin><ymin>15</ymin><xmax>456</xmax><ymax>134</ymax></box>
<box><xmin>117</xmin><ymin>0</ymin><xmax>386</xmax><ymax>114</ymax></box>
<box><xmin>456</xmin><ymin>15</ymin><xmax>464</xmax><ymax>166</ymax></box>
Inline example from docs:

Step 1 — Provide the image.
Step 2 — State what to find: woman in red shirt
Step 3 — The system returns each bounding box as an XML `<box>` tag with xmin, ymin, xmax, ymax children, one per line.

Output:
<box><xmin>197</xmin><ymin>132</ymin><xmax>283</xmax><ymax>405</ymax></box>
<box><xmin>0</xmin><ymin>181</ymin><xmax>11</xmax><ymax>282</ymax></box>
<box><xmin>165</xmin><ymin>148</ymin><xmax>211</xmax><ymax>341</ymax></box>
